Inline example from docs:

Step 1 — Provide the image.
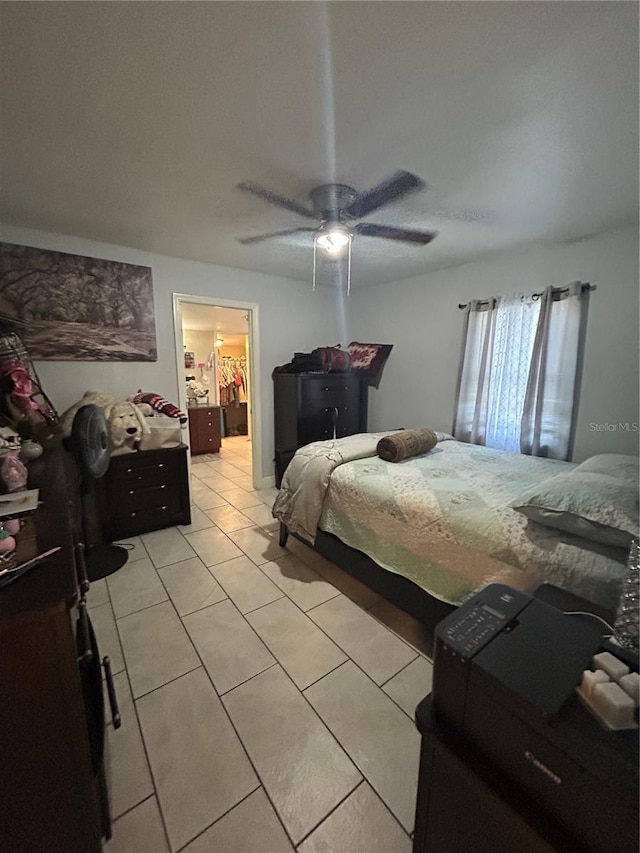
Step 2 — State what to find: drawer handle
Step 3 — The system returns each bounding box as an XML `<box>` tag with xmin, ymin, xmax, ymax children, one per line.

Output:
<box><xmin>323</xmin><ymin>387</ymin><xmax>329</xmax><ymax>391</ymax></box>
<box><xmin>74</xmin><ymin>542</ymin><xmax>90</xmax><ymax>596</ymax></box>
<box><xmin>130</xmin><ymin>462</ymin><xmax>164</xmax><ymax>475</ymax></box>
<box><xmin>77</xmin><ymin>600</ymin><xmax>93</xmax><ymax>664</ymax></box>
<box><xmin>103</xmin><ymin>656</ymin><xmax>121</xmax><ymax>729</ymax></box>
<box><xmin>131</xmin><ymin>511</ymin><xmax>136</xmax><ymax>517</ymax></box>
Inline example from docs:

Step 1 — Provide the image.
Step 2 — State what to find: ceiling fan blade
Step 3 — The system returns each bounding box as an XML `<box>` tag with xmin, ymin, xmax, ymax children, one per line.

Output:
<box><xmin>236</xmin><ymin>182</ymin><xmax>317</xmax><ymax>219</ymax></box>
<box><xmin>238</xmin><ymin>228</ymin><xmax>316</xmax><ymax>245</ymax></box>
<box><xmin>346</xmin><ymin>171</ymin><xmax>426</xmax><ymax>219</ymax></box>
<box><xmin>354</xmin><ymin>223</ymin><xmax>437</xmax><ymax>246</ymax></box>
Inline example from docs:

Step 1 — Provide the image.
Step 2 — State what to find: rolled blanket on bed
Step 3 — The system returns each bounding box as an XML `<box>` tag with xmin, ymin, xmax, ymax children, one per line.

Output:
<box><xmin>377</xmin><ymin>428</ymin><xmax>438</xmax><ymax>463</ymax></box>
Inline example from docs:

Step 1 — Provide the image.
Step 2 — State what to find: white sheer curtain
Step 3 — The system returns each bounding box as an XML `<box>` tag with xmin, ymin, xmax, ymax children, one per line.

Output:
<box><xmin>485</xmin><ymin>294</ymin><xmax>540</xmax><ymax>452</ymax></box>
<box><xmin>453</xmin><ymin>283</ymin><xmax>587</xmax><ymax>458</ymax></box>
<box><xmin>520</xmin><ymin>282</ymin><xmax>586</xmax><ymax>460</ymax></box>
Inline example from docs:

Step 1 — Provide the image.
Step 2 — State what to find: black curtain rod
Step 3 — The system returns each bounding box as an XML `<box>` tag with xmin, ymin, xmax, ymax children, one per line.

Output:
<box><xmin>458</xmin><ymin>282</ymin><xmax>596</xmax><ymax>310</ymax></box>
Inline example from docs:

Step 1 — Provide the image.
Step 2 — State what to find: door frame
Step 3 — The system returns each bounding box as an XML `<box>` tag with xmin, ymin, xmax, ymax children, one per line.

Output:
<box><xmin>172</xmin><ymin>293</ymin><xmax>263</xmax><ymax>488</ymax></box>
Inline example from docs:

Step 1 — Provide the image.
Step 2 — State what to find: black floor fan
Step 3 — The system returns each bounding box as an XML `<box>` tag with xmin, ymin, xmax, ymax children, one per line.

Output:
<box><xmin>69</xmin><ymin>404</ymin><xmax>128</xmax><ymax>581</ymax></box>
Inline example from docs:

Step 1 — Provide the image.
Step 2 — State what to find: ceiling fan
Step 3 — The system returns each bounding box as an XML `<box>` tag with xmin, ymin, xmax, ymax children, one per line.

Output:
<box><xmin>236</xmin><ymin>171</ymin><xmax>437</xmax><ymax>252</ymax></box>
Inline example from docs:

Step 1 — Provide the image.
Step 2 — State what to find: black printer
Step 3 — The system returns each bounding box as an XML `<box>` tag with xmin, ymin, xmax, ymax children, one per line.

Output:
<box><xmin>429</xmin><ymin>584</ymin><xmax>639</xmax><ymax>853</ymax></box>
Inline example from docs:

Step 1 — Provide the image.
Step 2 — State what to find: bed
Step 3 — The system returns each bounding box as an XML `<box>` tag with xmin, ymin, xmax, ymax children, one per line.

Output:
<box><xmin>273</xmin><ymin>433</ymin><xmax>637</xmax><ymax>624</ymax></box>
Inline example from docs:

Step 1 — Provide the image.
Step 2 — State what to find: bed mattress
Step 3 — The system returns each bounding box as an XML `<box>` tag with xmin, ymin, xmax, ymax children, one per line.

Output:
<box><xmin>318</xmin><ymin>439</ymin><xmax>627</xmax><ymax>609</ymax></box>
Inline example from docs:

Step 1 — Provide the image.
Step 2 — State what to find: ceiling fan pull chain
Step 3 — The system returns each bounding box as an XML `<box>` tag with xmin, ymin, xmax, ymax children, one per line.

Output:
<box><xmin>312</xmin><ymin>237</ymin><xmax>317</xmax><ymax>292</ymax></box>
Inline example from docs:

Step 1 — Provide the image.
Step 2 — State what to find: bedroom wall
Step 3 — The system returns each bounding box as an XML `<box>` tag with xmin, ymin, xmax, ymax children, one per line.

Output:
<box><xmin>351</xmin><ymin>224</ymin><xmax>639</xmax><ymax>462</ymax></box>
<box><xmin>0</xmin><ymin>224</ymin><xmax>345</xmax><ymax>484</ymax></box>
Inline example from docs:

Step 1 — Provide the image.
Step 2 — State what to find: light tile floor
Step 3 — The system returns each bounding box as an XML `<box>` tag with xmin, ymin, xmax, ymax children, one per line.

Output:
<box><xmin>97</xmin><ymin>436</ymin><xmax>432</xmax><ymax>852</ymax></box>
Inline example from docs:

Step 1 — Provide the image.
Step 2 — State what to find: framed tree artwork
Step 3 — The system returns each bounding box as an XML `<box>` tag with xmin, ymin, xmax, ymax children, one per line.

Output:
<box><xmin>0</xmin><ymin>242</ymin><xmax>157</xmax><ymax>361</ymax></box>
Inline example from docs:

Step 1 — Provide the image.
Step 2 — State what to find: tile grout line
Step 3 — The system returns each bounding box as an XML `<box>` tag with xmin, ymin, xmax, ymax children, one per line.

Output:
<box><xmin>290</xmin><ymin>553</ymin><xmax>428</xmax><ymax>658</ymax></box>
<box><xmin>378</xmin><ymin>653</ymin><xmax>423</xmax><ymax>689</ymax></box>
<box><xmin>298</xmin><ymin>660</ymin><xmax>419</xmax><ymax>837</ymax></box>
<box><xmin>221</xmin><ymin>657</ymin><xmax>364</xmax><ymax>849</ymax></box>
<box><xmin>131</xmin><ymin>664</ymin><xmax>203</xmax><ymax>702</ymax></box>
<box><xmin>171</xmin><ymin>784</ymin><xmax>262</xmax><ymax>853</ymax></box>
<box><xmin>107</xmin><ymin>591</ymin><xmax>174</xmax><ymax>853</ymax></box>
<box><xmin>244</xmin><ymin>546</ymin><xmax>424</xmax><ymax>692</ymax></box>
<box><xmin>147</xmin><ymin>565</ymin><xmax>300</xmax><ymax>852</ymax></box>
<box><xmin>108</xmin><ymin>507</ymin><xmax>422</xmax><ymax>847</ymax></box>
<box><xmin>112</xmin><ymin>596</ymin><xmax>171</xmax><ymax>622</ymax></box>
<box><xmin>108</xmin><ymin>792</ymin><xmax>155</xmax><ymax>827</ymax></box>
<box><xmin>293</xmin><ymin>778</ymin><xmax>366</xmax><ymax>849</ymax></box>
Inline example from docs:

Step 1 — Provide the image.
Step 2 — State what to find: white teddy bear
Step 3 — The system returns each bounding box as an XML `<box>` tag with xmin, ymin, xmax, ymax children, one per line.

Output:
<box><xmin>60</xmin><ymin>391</ymin><xmax>150</xmax><ymax>452</ymax></box>
<box><xmin>104</xmin><ymin>400</ymin><xmax>151</xmax><ymax>453</ymax></box>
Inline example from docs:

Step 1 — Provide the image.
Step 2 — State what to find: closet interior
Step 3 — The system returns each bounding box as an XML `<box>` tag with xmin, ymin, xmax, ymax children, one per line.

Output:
<box><xmin>181</xmin><ymin>305</ymin><xmax>251</xmax><ymax>456</ymax></box>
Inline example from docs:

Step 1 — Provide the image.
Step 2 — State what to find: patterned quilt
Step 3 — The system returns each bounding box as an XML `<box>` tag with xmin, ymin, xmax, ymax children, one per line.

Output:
<box><xmin>315</xmin><ymin>439</ymin><xmax>627</xmax><ymax>609</ymax></box>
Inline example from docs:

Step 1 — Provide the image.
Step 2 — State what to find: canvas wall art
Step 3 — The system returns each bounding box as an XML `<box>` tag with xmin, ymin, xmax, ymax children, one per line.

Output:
<box><xmin>0</xmin><ymin>242</ymin><xmax>157</xmax><ymax>361</ymax></box>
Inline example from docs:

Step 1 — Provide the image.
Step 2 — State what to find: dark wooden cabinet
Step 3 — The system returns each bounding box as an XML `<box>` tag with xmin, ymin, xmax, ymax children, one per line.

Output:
<box><xmin>188</xmin><ymin>405</ymin><xmax>222</xmax><ymax>454</ymax></box>
<box><xmin>1</xmin><ymin>445</ymin><xmax>110</xmax><ymax>853</ymax></box>
<box><xmin>97</xmin><ymin>445</ymin><xmax>191</xmax><ymax>540</ymax></box>
<box><xmin>273</xmin><ymin>372</ymin><xmax>367</xmax><ymax>486</ymax></box>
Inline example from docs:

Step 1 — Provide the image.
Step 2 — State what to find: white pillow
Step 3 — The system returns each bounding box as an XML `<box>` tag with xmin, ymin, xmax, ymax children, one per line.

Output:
<box><xmin>511</xmin><ymin>468</ymin><xmax>639</xmax><ymax>549</ymax></box>
<box><xmin>573</xmin><ymin>453</ymin><xmax>639</xmax><ymax>483</ymax></box>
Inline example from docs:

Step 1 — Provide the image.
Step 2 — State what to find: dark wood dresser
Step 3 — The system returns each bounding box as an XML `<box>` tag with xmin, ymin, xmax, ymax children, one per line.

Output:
<box><xmin>273</xmin><ymin>372</ymin><xmax>368</xmax><ymax>486</ymax></box>
<box><xmin>0</xmin><ymin>444</ymin><xmax>114</xmax><ymax>852</ymax></box>
<box><xmin>97</xmin><ymin>444</ymin><xmax>191</xmax><ymax>541</ymax></box>
<box><xmin>188</xmin><ymin>405</ymin><xmax>222</xmax><ymax>455</ymax></box>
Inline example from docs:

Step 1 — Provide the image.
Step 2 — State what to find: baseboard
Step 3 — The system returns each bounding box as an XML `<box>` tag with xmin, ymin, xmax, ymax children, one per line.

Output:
<box><xmin>254</xmin><ymin>474</ymin><xmax>276</xmax><ymax>490</ymax></box>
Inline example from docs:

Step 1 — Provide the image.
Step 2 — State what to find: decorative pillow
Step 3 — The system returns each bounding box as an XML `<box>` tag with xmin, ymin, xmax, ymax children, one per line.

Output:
<box><xmin>511</xmin><ymin>470</ymin><xmax>639</xmax><ymax>548</ymax></box>
<box><xmin>347</xmin><ymin>342</ymin><xmax>393</xmax><ymax>388</ymax></box>
<box><xmin>377</xmin><ymin>428</ymin><xmax>438</xmax><ymax>463</ymax></box>
<box><xmin>129</xmin><ymin>389</ymin><xmax>188</xmax><ymax>423</ymax></box>
<box><xmin>573</xmin><ymin>454</ymin><xmax>639</xmax><ymax>484</ymax></box>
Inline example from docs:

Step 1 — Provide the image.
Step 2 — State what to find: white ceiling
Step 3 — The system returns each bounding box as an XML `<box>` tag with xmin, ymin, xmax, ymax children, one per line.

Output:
<box><xmin>0</xmin><ymin>2</ymin><xmax>637</xmax><ymax>288</ymax></box>
<box><xmin>182</xmin><ymin>303</ymin><xmax>248</xmax><ymax>351</ymax></box>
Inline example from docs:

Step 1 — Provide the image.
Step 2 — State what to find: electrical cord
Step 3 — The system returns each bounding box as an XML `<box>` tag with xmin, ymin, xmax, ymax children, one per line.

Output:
<box><xmin>563</xmin><ymin>610</ymin><xmax>614</xmax><ymax>635</ymax></box>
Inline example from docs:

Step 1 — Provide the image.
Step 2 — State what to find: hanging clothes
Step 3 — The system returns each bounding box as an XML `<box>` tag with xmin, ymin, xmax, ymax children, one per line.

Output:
<box><xmin>218</xmin><ymin>356</ymin><xmax>248</xmax><ymax>406</ymax></box>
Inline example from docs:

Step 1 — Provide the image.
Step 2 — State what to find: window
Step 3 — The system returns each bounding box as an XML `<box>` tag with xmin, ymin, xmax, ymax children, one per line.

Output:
<box><xmin>453</xmin><ymin>283</ymin><xmax>590</xmax><ymax>460</ymax></box>
<box><xmin>485</xmin><ymin>296</ymin><xmax>540</xmax><ymax>452</ymax></box>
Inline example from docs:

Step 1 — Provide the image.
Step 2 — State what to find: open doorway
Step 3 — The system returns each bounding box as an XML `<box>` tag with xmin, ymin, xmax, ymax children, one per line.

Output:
<box><xmin>173</xmin><ymin>294</ymin><xmax>261</xmax><ymax>489</ymax></box>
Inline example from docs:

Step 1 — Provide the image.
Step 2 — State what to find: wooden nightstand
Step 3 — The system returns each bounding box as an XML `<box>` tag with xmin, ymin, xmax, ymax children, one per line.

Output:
<box><xmin>188</xmin><ymin>405</ymin><xmax>222</xmax><ymax>455</ymax></box>
<box><xmin>97</xmin><ymin>445</ymin><xmax>191</xmax><ymax>540</ymax></box>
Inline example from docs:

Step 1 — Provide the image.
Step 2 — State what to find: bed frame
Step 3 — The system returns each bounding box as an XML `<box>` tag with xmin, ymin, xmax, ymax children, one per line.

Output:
<box><xmin>279</xmin><ymin>522</ymin><xmax>455</xmax><ymax>635</ymax></box>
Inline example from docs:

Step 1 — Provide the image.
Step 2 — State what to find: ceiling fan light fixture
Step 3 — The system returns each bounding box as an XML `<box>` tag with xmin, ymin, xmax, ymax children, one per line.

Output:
<box><xmin>316</xmin><ymin>227</ymin><xmax>351</xmax><ymax>254</ymax></box>
<box><xmin>313</xmin><ymin>228</ymin><xmax>353</xmax><ymax>295</ymax></box>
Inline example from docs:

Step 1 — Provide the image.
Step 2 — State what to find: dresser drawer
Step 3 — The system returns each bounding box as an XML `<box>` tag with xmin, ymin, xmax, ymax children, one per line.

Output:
<box><xmin>108</xmin><ymin>482</ymin><xmax>174</xmax><ymax>511</ymax></box>
<box><xmin>193</xmin><ymin>407</ymin><xmax>219</xmax><ymax>420</ymax></box>
<box><xmin>107</xmin><ymin>457</ymin><xmax>176</xmax><ymax>487</ymax></box>
<box><xmin>197</xmin><ymin>434</ymin><xmax>220</xmax><ymax>451</ymax></box>
<box><xmin>301</xmin><ymin>381</ymin><xmax>360</xmax><ymax>409</ymax></box>
<box><xmin>107</xmin><ymin>503</ymin><xmax>185</xmax><ymax>539</ymax></box>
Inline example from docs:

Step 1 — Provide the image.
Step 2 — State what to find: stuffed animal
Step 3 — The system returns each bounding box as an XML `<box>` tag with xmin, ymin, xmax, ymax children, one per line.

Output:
<box><xmin>60</xmin><ymin>391</ymin><xmax>116</xmax><ymax>437</ymax></box>
<box><xmin>104</xmin><ymin>401</ymin><xmax>151</xmax><ymax>452</ymax></box>
<box><xmin>134</xmin><ymin>402</ymin><xmax>155</xmax><ymax>418</ymax></box>
<box><xmin>60</xmin><ymin>391</ymin><xmax>150</xmax><ymax>452</ymax></box>
<box><xmin>128</xmin><ymin>390</ymin><xmax>188</xmax><ymax>424</ymax></box>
